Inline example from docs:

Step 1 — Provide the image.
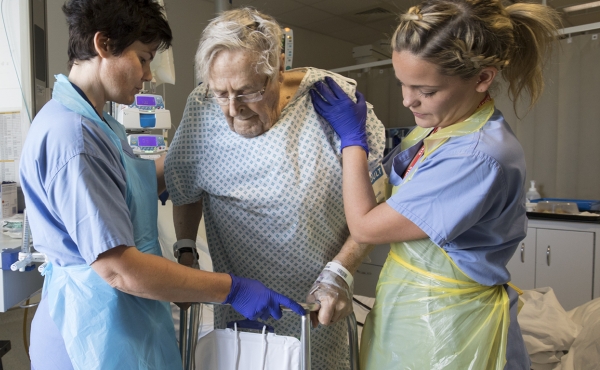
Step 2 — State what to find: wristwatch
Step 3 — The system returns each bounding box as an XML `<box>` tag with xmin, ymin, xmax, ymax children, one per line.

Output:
<box><xmin>173</xmin><ymin>239</ymin><xmax>199</xmax><ymax>260</ymax></box>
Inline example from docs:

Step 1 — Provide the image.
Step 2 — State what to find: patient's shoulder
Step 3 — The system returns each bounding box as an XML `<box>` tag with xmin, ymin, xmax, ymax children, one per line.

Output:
<box><xmin>282</xmin><ymin>69</ymin><xmax>306</xmax><ymax>87</ymax></box>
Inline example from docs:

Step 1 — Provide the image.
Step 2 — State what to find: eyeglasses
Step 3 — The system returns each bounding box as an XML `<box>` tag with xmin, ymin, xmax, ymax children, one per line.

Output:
<box><xmin>204</xmin><ymin>78</ymin><xmax>269</xmax><ymax>105</ymax></box>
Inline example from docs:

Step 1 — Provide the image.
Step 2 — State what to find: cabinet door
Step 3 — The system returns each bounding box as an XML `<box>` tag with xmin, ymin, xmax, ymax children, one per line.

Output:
<box><xmin>506</xmin><ymin>228</ymin><xmax>536</xmax><ymax>290</ymax></box>
<box><xmin>536</xmin><ymin>229</ymin><xmax>594</xmax><ymax>311</ymax></box>
<box><xmin>354</xmin><ymin>244</ymin><xmax>390</xmax><ymax>297</ymax></box>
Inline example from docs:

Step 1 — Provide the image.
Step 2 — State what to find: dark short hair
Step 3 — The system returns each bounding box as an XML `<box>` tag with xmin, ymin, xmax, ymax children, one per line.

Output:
<box><xmin>62</xmin><ymin>0</ymin><xmax>173</xmax><ymax>69</ymax></box>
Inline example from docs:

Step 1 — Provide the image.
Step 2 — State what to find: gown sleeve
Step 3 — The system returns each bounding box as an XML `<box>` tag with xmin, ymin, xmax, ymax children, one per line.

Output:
<box><xmin>165</xmin><ymin>88</ymin><xmax>207</xmax><ymax>206</ymax></box>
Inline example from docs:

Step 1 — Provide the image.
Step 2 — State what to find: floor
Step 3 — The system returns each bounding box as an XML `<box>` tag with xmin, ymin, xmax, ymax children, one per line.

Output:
<box><xmin>0</xmin><ymin>295</ymin><xmax>38</xmax><ymax>370</ymax></box>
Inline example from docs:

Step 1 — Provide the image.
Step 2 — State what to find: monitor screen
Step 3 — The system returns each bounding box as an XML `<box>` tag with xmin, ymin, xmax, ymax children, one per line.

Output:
<box><xmin>138</xmin><ymin>136</ymin><xmax>158</xmax><ymax>147</ymax></box>
<box><xmin>136</xmin><ymin>96</ymin><xmax>156</xmax><ymax>106</ymax></box>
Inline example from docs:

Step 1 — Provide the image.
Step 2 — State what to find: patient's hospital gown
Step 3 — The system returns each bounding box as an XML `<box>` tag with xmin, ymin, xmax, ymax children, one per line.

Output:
<box><xmin>166</xmin><ymin>68</ymin><xmax>385</xmax><ymax>369</ymax></box>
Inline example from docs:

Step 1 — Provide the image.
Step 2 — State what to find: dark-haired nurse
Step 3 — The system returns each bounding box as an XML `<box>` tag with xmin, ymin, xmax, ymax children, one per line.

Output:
<box><xmin>20</xmin><ymin>1</ymin><xmax>304</xmax><ymax>369</ymax></box>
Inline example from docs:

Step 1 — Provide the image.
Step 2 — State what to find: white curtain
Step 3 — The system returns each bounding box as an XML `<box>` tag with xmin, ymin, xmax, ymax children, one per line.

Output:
<box><xmin>344</xmin><ymin>32</ymin><xmax>600</xmax><ymax>199</ymax></box>
<box><xmin>496</xmin><ymin>32</ymin><xmax>600</xmax><ymax>200</ymax></box>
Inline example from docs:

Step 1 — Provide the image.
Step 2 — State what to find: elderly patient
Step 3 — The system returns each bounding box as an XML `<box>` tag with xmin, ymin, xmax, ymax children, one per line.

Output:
<box><xmin>165</xmin><ymin>7</ymin><xmax>385</xmax><ymax>369</ymax></box>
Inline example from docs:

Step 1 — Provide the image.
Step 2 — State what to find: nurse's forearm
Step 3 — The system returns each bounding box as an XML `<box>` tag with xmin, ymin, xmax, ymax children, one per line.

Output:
<box><xmin>332</xmin><ymin>236</ymin><xmax>375</xmax><ymax>274</ymax></box>
<box><xmin>342</xmin><ymin>148</ymin><xmax>428</xmax><ymax>245</ymax></box>
<box><xmin>342</xmin><ymin>147</ymin><xmax>378</xmax><ymax>242</ymax></box>
<box><xmin>173</xmin><ymin>200</ymin><xmax>203</xmax><ymax>240</ymax></box>
<box><xmin>92</xmin><ymin>245</ymin><xmax>231</xmax><ymax>303</ymax></box>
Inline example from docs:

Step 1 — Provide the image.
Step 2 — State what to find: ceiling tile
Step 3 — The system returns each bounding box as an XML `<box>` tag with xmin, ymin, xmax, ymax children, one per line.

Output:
<box><xmin>329</xmin><ymin>26</ymin><xmax>389</xmax><ymax>47</ymax></box>
<box><xmin>245</xmin><ymin>0</ymin><xmax>306</xmax><ymax>15</ymax></box>
<box><xmin>311</xmin><ymin>0</ymin><xmax>383</xmax><ymax>15</ymax></box>
<box><xmin>364</xmin><ymin>18</ymin><xmax>399</xmax><ymax>37</ymax></box>
<box><xmin>293</xmin><ymin>0</ymin><xmax>326</xmax><ymax>4</ymax></box>
<box><xmin>276</xmin><ymin>6</ymin><xmax>333</xmax><ymax>26</ymax></box>
<box><xmin>232</xmin><ymin>0</ymin><xmax>600</xmax><ymax>38</ymax></box>
<box><xmin>562</xmin><ymin>10</ymin><xmax>600</xmax><ymax>28</ymax></box>
<box><xmin>234</xmin><ymin>0</ymin><xmax>258</xmax><ymax>6</ymax></box>
<box><xmin>304</xmin><ymin>16</ymin><xmax>361</xmax><ymax>34</ymax></box>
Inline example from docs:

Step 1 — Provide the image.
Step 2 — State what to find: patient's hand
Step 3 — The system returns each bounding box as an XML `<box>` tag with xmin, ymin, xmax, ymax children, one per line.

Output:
<box><xmin>306</xmin><ymin>267</ymin><xmax>353</xmax><ymax>328</ymax></box>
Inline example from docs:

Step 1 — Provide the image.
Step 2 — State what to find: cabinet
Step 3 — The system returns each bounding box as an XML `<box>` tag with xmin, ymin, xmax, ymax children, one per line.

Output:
<box><xmin>506</xmin><ymin>228</ymin><xmax>536</xmax><ymax>290</ymax></box>
<box><xmin>507</xmin><ymin>220</ymin><xmax>598</xmax><ymax>311</ymax></box>
<box><xmin>0</xmin><ymin>234</ymin><xmax>44</xmax><ymax>312</ymax></box>
<box><xmin>354</xmin><ymin>244</ymin><xmax>390</xmax><ymax>297</ymax></box>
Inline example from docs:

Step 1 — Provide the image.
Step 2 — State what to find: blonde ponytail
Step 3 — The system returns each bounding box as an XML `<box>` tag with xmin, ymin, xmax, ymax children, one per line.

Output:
<box><xmin>391</xmin><ymin>0</ymin><xmax>561</xmax><ymax>111</ymax></box>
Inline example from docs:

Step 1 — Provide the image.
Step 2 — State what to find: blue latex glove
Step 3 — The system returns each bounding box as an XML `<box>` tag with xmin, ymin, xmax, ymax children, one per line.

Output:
<box><xmin>310</xmin><ymin>76</ymin><xmax>369</xmax><ymax>155</ymax></box>
<box><xmin>223</xmin><ymin>273</ymin><xmax>305</xmax><ymax>320</ymax></box>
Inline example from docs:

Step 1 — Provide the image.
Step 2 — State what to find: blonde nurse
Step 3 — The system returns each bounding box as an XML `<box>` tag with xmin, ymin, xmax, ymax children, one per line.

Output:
<box><xmin>310</xmin><ymin>0</ymin><xmax>560</xmax><ymax>368</ymax></box>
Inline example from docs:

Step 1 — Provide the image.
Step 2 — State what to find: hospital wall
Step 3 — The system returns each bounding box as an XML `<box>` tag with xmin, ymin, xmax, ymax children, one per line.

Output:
<box><xmin>46</xmin><ymin>0</ymin><xmax>359</xmax><ymax>139</ymax></box>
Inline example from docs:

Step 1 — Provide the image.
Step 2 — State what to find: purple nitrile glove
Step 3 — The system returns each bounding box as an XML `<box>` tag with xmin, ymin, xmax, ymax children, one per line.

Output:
<box><xmin>310</xmin><ymin>76</ymin><xmax>369</xmax><ymax>155</ymax></box>
<box><xmin>223</xmin><ymin>273</ymin><xmax>305</xmax><ymax>320</ymax></box>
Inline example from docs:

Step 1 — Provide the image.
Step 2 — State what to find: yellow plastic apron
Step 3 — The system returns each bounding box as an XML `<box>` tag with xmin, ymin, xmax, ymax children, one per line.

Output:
<box><xmin>360</xmin><ymin>100</ymin><xmax>511</xmax><ymax>369</ymax></box>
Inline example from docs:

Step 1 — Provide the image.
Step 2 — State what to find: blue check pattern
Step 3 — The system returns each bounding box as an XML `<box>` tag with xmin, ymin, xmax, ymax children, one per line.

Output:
<box><xmin>166</xmin><ymin>67</ymin><xmax>385</xmax><ymax>369</ymax></box>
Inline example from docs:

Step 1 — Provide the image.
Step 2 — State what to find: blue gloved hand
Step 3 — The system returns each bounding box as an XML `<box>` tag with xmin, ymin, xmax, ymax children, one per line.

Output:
<box><xmin>310</xmin><ymin>76</ymin><xmax>369</xmax><ymax>155</ymax></box>
<box><xmin>223</xmin><ymin>273</ymin><xmax>305</xmax><ymax>320</ymax></box>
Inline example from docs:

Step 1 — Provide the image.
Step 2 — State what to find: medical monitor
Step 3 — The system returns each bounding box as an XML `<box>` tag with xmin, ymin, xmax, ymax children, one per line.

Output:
<box><xmin>136</xmin><ymin>95</ymin><xmax>157</xmax><ymax>107</ymax></box>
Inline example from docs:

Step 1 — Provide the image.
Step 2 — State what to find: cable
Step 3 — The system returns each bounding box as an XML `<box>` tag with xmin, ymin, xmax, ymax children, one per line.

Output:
<box><xmin>22</xmin><ymin>298</ymin><xmax>30</xmax><ymax>361</ymax></box>
<box><xmin>353</xmin><ymin>297</ymin><xmax>372</xmax><ymax>311</ymax></box>
<box><xmin>1</xmin><ymin>0</ymin><xmax>33</xmax><ymax>123</ymax></box>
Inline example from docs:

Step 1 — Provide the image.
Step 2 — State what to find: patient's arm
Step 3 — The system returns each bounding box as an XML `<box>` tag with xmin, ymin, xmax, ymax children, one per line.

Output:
<box><xmin>331</xmin><ymin>236</ymin><xmax>375</xmax><ymax>275</ymax></box>
<box><xmin>172</xmin><ymin>199</ymin><xmax>204</xmax><ymax>308</ymax></box>
<box><xmin>173</xmin><ymin>199</ymin><xmax>203</xmax><ymax>242</ymax></box>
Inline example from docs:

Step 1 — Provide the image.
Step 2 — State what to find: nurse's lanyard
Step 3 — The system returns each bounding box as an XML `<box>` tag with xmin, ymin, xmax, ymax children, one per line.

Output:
<box><xmin>403</xmin><ymin>94</ymin><xmax>491</xmax><ymax>177</ymax></box>
<box><xmin>403</xmin><ymin>127</ymin><xmax>438</xmax><ymax>177</ymax></box>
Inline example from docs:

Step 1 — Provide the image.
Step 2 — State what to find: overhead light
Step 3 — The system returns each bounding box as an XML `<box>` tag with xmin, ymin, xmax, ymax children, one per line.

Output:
<box><xmin>563</xmin><ymin>1</ymin><xmax>600</xmax><ymax>13</ymax></box>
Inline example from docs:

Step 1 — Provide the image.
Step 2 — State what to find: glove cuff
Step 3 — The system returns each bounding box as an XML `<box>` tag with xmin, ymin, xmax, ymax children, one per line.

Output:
<box><xmin>323</xmin><ymin>260</ymin><xmax>354</xmax><ymax>289</ymax></box>
<box><xmin>340</xmin><ymin>134</ymin><xmax>369</xmax><ymax>157</ymax></box>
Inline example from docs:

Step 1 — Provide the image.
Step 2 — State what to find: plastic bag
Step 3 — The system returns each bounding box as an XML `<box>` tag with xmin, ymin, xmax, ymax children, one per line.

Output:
<box><xmin>2</xmin><ymin>213</ymin><xmax>23</xmax><ymax>238</ymax></box>
<box><xmin>150</xmin><ymin>0</ymin><xmax>175</xmax><ymax>86</ymax></box>
<box><xmin>360</xmin><ymin>239</ymin><xmax>509</xmax><ymax>369</ymax></box>
<box><xmin>150</xmin><ymin>47</ymin><xmax>175</xmax><ymax>86</ymax></box>
<box><xmin>195</xmin><ymin>321</ymin><xmax>301</xmax><ymax>370</ymax></box>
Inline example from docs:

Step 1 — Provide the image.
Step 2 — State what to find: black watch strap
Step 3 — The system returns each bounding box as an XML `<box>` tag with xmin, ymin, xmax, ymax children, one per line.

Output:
<box><xmin>178</xmin><ymin>247</ymin><xmax>195</xmax><ymax>255</ymax></box>
<box><xmin>175</xmin><ymin>247</ymin><xmax>198</xmax><ymax>260</ymax></box>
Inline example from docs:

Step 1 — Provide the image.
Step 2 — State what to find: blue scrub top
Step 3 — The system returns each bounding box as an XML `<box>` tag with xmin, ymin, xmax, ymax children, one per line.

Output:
<box><xmin>19</xmin><ymin>97</ymin><xmax>135</xmax><ymax>267</ymax></box>
<box><xmin>386</xmin><ymin>108</ymin><xmax>527</xmax><ymax>286</ymax></box>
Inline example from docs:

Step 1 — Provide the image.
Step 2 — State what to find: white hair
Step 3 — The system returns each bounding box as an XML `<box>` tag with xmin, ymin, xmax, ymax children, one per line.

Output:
<box><xmin>195</xmin><ymin>7</ymin><xmax>283</xmax><ymax>83</ymax></box>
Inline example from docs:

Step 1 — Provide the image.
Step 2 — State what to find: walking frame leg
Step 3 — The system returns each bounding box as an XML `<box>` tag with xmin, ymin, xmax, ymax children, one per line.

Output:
<box><xmin>180</xmin><ymin>303</ymin><xmax>201</xmax><ymax>370</ymax></box>
<box><xmin>347</xmin><ymin>312</ymin><xmax>360</xmax><ymax>370</ymax></box>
